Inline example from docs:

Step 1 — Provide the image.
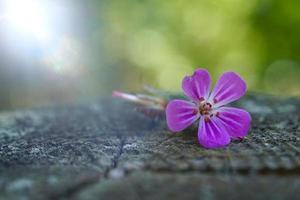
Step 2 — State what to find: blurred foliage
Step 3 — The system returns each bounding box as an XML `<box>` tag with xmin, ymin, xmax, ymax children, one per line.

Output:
<box><xmin>0</xmin><ymin>0</ymin><xmax>300</xmax><ymax>109</ymax></box>
<box><xmin>94</xmin><ymin>0</ymin><xmax>300</xmax><ymax>93</ymax></box>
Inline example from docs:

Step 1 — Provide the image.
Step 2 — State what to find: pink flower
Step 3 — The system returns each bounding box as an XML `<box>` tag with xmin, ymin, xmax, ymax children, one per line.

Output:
<box><xmin>166</xmin><ymin>68</ymin><xmax>251</xmax><ymax>149</ymax></box>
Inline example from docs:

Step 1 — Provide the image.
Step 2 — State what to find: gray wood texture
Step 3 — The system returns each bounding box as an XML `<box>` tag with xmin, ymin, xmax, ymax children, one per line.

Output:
<box><xmin>0</xmin><ymin>93</ymin><xmax>299</xmax><ymax>199</ymax></box>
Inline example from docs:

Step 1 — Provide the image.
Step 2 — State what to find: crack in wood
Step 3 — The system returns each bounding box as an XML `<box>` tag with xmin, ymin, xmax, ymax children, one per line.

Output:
<box><xmin>112</xmin><ymin>138</ymin><xmax>126</xmax><ymax>169</ymax></box>
<box><xmin>103</xmin><ymin>137</ymin><xmax>126</xmax><ymax>179</ymax></box>
<box><xmin>45</xmin><ymin>138</ymin><xmax>127</xmax><ymax>199</ymax></box>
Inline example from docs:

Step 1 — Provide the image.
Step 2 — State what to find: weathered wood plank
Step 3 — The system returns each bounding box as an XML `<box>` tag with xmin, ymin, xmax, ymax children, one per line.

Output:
<box><xmin>0</xmin><ymin>93</ymin><xmax>299</xmax><ymax>199</ymax></box>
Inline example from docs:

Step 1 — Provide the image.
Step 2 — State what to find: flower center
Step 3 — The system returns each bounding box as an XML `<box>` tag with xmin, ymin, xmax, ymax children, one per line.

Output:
<box><xmin>198</xmin><ymin>101</ymin><xmax>218</xmax><ymax>122</ymax></box>
<box><xmin>199</xmin><ymin>102</ymin><xmax>212</xmax><ymax>115</ymax></box>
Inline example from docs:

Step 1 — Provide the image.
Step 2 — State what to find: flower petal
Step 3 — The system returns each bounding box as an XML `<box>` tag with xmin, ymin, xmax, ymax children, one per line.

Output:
<box><xmin>216</xmin><ymin>107</ymin><xmax>251</xmax><ymax>139</ymax></box>
<box><xmin>166</xmin><ymin>100</ymin><xmax>199</xmax><ymax>132</ymax></box>
<box><xmin>182</xmin><ymin>69</ymin><xmax>211</xmax><ymax>102</ymax></box>
<box><xmin>198</xmin><ymin>116</ymin><xmax>230</xmax><ymax>149</ymax></box>
<box><xmin>209</xmin><ymin>72</ymin><xmax>246</xmax><ymax>107</ymax></box>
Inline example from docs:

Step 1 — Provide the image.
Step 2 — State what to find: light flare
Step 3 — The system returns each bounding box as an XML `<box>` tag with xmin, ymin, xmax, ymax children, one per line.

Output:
<box><xmin>3</xmin><ymin>0</ymin><xmax>51</xmax><ymax>41</ymax></box>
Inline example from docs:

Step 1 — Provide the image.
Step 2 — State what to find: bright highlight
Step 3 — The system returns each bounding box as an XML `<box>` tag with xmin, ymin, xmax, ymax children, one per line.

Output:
<box><xmin>4</xmin><ymin>0</ymin><xmax>51</xmax><ymax>41</ymax></box>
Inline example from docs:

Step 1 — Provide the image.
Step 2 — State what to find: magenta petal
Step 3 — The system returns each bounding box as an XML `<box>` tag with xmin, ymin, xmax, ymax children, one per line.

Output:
<box><xmin>182</xmin><ymin>69</ymin><xmax>211</xmax><ymax>102</ymax></box>
<box><xmin>209</xmin><ymin>72</ymin><xmax>246</xmax><ymax>107</ymax></box>
<box><xmin>217</xmin><ymin>107</ymin><xmax>251</xmax><ymax>139</ymax></box>
<box><xmin>198</xmin><ymin>117</ymin><xmax>230</xmax><ymax>149</ymax></box>
<box><xmin>166</xmin><ymin>100</ymin><xmax>199</xmax><ymax>132</ymax></box>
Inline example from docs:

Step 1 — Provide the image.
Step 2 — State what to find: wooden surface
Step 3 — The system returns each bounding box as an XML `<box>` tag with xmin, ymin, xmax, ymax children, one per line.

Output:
<box><xmin>0</xmin><ymin>93</ymin><xmax>299</xmax><ymax>200</ymax></box>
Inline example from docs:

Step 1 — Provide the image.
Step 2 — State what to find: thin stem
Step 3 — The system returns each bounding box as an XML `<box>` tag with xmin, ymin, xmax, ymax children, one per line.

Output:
<box><xmin>112</xmin><ymin>91</ymin><xmax>167</xmax><ymax>110</ymax></box>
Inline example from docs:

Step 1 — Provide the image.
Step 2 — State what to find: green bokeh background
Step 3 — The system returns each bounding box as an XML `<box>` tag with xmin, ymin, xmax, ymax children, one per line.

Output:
<box><xmin>0</xmin><ymin>0</ymin><xmax>300</xmax><ymax>109</ymax></box>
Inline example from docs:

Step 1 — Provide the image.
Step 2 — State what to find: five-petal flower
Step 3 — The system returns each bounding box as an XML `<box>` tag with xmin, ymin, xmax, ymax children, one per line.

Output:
<box><xmin>166</xmin><ymin>68</ymin><xmax>251</xmax><ymax>149</ymax></box>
